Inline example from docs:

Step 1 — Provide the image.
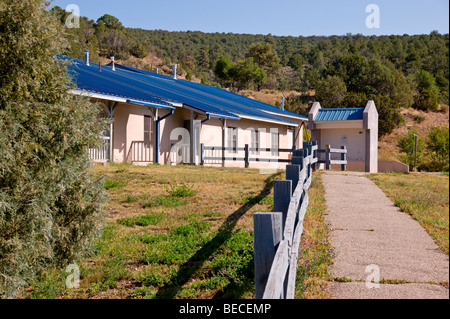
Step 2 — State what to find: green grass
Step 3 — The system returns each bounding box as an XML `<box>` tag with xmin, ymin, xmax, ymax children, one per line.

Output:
<box><xmin>368</xmin><ymin>172</ymin><xmax>449</xmax><ymax>254</ymax></box>
<box><xmin>117</xmin><ymin>213</ymin><xmax>164</xmax><ymax>227</ymax></box>
<box><xmin>294</xmin><ymin>172</ymin><xmax>335</xmax><ymax>299</ymax></box>
<box><xmin>24</xmin><ymin>164</ymin><xmax>332</xmax><ymax>299</ymax></box>
<box><xmin>103</xmin><ymin>178</ymin><xmax>128</xmax><ymax>189</ymax></box>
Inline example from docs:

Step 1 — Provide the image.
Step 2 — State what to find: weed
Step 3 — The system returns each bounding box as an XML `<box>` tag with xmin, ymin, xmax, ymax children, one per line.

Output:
<box><xmin>141</xmin><ymin>196</ymin><xmax>185</xmax><ymax>208</ymax></box>
<box><xmin>117</xmin><ymin>213</ymin><xmax>164</xmax><ymax>227</ymax></box>
<box><xmin>165</xmin><ymin>182</ymin><xmax>198</xmax><ymax>198</ymax></box>
<box><xmin>104</xmin><ymin>179</ymin><xmax>127</xmax><ymax>190</ymax></box>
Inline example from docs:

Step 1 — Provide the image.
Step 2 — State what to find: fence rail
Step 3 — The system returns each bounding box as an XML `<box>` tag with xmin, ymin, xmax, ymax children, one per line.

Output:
<box><xmin>317</xmin><ymin>144</ymin><xmax>347</xmax><ymax>170</ymax></box>
<box><xmin>254</xmin><ymin>141</ymin><xmax>318</xmax><ymax>299</ymax></box>
<box><xmin>129</xmin><ymin>141</ymin><xmax>153</xmax><ymax>163</ymax></box>
<box><xmin>200</xmin><ymin>144</ymin><xmax>294</xmax><ymax>167</ymax></box>
<box><xmin>89</xmin><ymin>136</ymin><xmax>110</xmax><ymax>162</ymax></box>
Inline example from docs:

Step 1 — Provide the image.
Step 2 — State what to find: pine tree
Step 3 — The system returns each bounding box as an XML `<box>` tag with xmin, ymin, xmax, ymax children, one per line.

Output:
<box><xmin>0</xmin><ymin>0</ymin><xmax>106</xmax><ymax>298</ymax></box>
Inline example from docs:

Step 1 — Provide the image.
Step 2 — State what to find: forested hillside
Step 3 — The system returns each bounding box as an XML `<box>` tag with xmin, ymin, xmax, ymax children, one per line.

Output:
<box><xmin>52</xmin><ymin>7</ymin><xmax>449</xmax><ymax>138</ymax></box>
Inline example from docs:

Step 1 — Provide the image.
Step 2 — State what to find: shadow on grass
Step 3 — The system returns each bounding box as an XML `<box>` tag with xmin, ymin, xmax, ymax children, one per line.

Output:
<box><xmin>154</xmin><ymin>171</ymin><xmax>282</xmax><ymax>299</ymax></box>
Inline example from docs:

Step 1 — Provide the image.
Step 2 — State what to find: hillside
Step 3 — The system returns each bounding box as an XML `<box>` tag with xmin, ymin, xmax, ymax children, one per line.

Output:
<box><xmin>378</xmin><ymin>106</ymin><xmax>449</xmax><ymax>162</ymax></box>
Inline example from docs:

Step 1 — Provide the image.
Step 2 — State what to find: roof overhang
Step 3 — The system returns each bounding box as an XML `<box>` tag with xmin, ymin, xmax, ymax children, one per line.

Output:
<box><xmin>68</xmin><ymin>89</ymin><xmax>175</xmax><ymax>110</ymax></box>
<box><xmin>238</xmin><ymin>114</ymin><xmax>299</xmax><ymax>127</ymax></box>
<box><xmin>182</xmin><ymin>104</ymin><xmax>241</xmax><ymax>120</ymax></box>
<box><xmin>261</xmin><ymin>110</ymin><xmax>308</xmax><ymax>122</ymax></box>
<box><xmin>314</xmin><ymin>120</ymin><xmax>364</xmax><ymax>129</ymax></box>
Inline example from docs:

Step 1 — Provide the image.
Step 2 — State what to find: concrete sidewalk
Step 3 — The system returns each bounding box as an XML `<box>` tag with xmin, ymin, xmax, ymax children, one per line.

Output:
<box><xmin>321</xmin><ymin>171</ymin><xmax>449</xmax><ymax>299</ymax></box>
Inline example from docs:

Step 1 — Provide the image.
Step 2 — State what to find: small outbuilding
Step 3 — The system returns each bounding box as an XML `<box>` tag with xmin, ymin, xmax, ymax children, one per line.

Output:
<box><xmin>308</xmin><ymin>101</ymin><xmax>379</xmax><ymax>173</ymax></box>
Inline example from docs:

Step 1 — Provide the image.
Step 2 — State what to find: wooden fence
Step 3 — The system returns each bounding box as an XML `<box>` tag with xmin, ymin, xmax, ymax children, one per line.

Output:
<box><xmin>317</xmin><ymin>144</ymin><xmax>347</xmax><ymax>171</ymax></box>
<box><xmin>89</xmin><ymin>136</ymin><xmax>110</xmax><ymax>162</ymax></box>
<box><xmin>200</xmin><ymin>144</ymin><xmax>294</xmax><ymax>168</ymax></box>
<box><xmin>129</xmin><ymin>141</ymin><xmax>153</xmax><ymax>163</ymax></box>
<box><xmin>254</xmin><ymin>141</ymin><xmax>318</xmax><ymax>299</ymax></box>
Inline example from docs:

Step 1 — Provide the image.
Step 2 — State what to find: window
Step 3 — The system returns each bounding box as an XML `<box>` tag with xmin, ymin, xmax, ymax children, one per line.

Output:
<box><xmin>144</xmin><ymin>115</ymin><xmax>152</xmax><ymax>144</ymax></box>
<box><xmin>227</xmin><ymin>127</ymin><xmax>238</xmax><ymax>153</ymax></box>
<box><xmin>271</xmin><ymin>131</ymin><xmax>279</xmax><ymax>156</ymax></box>
<box><xmin>251</xmin><ymin>129</ymin><xmax>260</xmax><ymax>154</ymax></box>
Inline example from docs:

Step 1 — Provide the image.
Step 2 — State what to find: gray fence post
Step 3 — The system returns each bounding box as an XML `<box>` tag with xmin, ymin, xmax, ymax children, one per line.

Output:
<box><xmin>200</xmin><ymin>143</ymin><xmax>204</xmax><ymax>166</ymax></box>
<box><xmin>341</xmin><ymin>145</ymin><xmax>347</xmax><ymax>171</ymax></box>
<box><xmin>311</xmin><ymin>141</ymin><xmax>317</xmax><ymax>171</ymax></box>
<box><xmin>273</xmin><ymin>180</ymin><xmax>292</xmax><ymax>228</ymax></box>
<box><xmin>286</xmin><ymin>165</ymin><xmax>301</xmax><ymax>194</ymax></box>
<box><xmin>254</xmin><ymin>212</ymin><xmax>283</xmax><ymax>299</ymax></box>
<box><xmin>245</xmin><ymin>144</ymin><xmax>249</xmax><ymax>168</ymax></box>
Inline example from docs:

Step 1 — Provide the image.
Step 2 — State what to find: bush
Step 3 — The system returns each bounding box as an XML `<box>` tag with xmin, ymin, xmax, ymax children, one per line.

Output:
<box><xmin>413</xmin><ymin>89</ymin><xmax>439</xmax><ymax>112</ymax></box>
<box><xmin>0</xmin><ymin>1</ymin><xmax>106</xmax><ymax>298</ymax></box>
<box><xmin>398</xmin><ymin>127</ymin><xmax>449</xmax><ymax>172</ymax></box>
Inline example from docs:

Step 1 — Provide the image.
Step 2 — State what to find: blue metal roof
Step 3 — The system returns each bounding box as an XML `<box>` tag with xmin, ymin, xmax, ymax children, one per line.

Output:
<box><xmin>315</xmin><ymin>108</ymin><xmax>364</xmax><ymax>121</ymax></box>
<box><xmin>114</xmin><ymin>63</ymin><xmax>308</xmax><ymax>121</ymax></box>
<box><xmin>108</xmin><ymin>62</ymin><xmax>306</xmax><ymax>125</ymax></box>
<box><xmin>62</xmin><ymin>56</ymin><xmax>304</xmax><ymax>126</ymax></box>
<box><xmin>61</xmin><ymin>56</ymin><xmax>175</xmax><ymax>110</ymax></box>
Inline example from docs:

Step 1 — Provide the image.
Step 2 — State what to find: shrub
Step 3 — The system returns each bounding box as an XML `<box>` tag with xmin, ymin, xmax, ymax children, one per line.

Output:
<box><xmin>0</xmin><ymin>0</ymin><xmax>106</xmax><ymax>298</ymax></box>
<box><xmin>413</xmin><ymin>89</ymin><xmax>439</xmax><ymax>112</ymax></box>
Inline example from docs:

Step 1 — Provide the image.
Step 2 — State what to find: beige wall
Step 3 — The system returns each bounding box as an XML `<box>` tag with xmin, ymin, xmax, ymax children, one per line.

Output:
<box><xmin>319</xmin><ymin>128</ymin><xmax>366</xmax><ymax>162</ymax></box>
<box><xmin>102</xmin><ymin>101</ymin><xmax>306</xmax><ymax>169</ymax></box>
<box><xmin>112</xmin><ymin>102</ymin><xmax>154</xmax><ymax>164</ymax></box>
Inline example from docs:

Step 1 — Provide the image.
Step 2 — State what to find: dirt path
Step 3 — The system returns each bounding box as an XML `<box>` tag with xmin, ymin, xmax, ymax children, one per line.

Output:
<box><xmin>321</xmin><ymin>171</ymin><xmax>449</xmax><ymax>299</ymax></box>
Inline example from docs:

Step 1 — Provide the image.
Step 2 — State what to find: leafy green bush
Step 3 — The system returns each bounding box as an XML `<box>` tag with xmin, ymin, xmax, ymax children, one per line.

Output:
<box><xmin>0</xmin><ymin>0</ymin><xmax>106</xmax><ymax>298</ymax></box>
<box><xmin>398</xmin><ymin>127</ymin><xmax>449</xmax><ymax>172</ymax></box>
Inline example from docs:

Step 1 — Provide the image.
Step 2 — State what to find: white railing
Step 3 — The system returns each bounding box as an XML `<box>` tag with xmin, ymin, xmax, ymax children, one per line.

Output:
<box><xmin>89</xmin><ymin>136</ymin><xmax>110</xmax><ymax>162</ymax></box>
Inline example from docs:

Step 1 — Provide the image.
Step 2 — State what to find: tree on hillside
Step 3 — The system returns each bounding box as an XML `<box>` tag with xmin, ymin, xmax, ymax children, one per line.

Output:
<box><xmin>413</xmin><ymin>70</ymin><xmax>440</xmax><ymax>111</ymax></box>
<box><xmin>95</xmin><ymin>14</ymin><xmax>130</xmax><ymax>59</ymax></box>
<box><xmin>51</xmin><ymin>6</ymin><xmax>100</xmax><ymax>63</ymax></box>
<box><xmin>245</xmin><ymin>41</ymin><xmax>280</xmax><ymax>74</ymax></box>
<box><xmin>315</xmin><ymin>75</ymin><xmax>347</xmax><ymax>108</ymax></box>
<box><xmin>0</xmin><ymin>0</ymin><xmax>106</xmax><ymax>298</ymax></box>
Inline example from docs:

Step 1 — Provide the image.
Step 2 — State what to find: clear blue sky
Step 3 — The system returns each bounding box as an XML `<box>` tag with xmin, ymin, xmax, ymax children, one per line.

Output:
<box><xmin>51</xmin><ymin>0</ymin><xmax>449</xmax><ymax>36</ymax></box>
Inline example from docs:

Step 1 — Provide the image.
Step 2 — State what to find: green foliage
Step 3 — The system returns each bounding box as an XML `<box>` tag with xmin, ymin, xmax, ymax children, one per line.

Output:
<box><xmin>140</xmin><ymin>221</ymin><xmax>211</xmax><ymax>265</ymax></box>
<box><xmin>0</xmin><ymin>0</ymin><xmax>106</xmax><ymax>298</ymax></box>
<box><xmin>413</xmin><ymin>88</ymin><xmax>439</xmax><ymax>112</ymax></box>
<box><xmin>398</xmin><ymin>130</ymin><xmax>425</xmax><ymax>170</ymax></box>
<box><xmin>165</xmin><ymin>183</ymin><xmax>198</xmax><ymax>198</ymax></box>
<box><xmin>398</xmin><ymin>127</ymin><xmax>449</xmax><ymax>172</ymax></box>
<box><xmin>423</xmin><ymin>127</ymin><xmax>449</xmax><ymax>172</ymax></box>
<box><xmin>142</xmin><ymin>196</ymin><xmax>185</xmax><ymax>208</ymax></box>
<box><xmin>103</xmin><ymin>179</ymin><xmax>128</xmax><ymax>189</ymax></box>
<box><xmin>315</xmin><ymin>75</ymin><xmax>347</xmax><ymax>108</ymax></box>
<box><xmin>245</xmin><ymin>41</ymin><xmax>280</xmax><ymax>73</ymax></box>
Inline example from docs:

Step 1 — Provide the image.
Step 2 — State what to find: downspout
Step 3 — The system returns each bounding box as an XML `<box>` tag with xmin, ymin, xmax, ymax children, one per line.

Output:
<box><xmin>155</xmin><ymin>109</ymin><xmax>174</xmax><ymax>164</ymax></box>
<box><xmin>193</xmin><ymin>114</ymin><xmax>211</xmax><ymax>165</ymax></box>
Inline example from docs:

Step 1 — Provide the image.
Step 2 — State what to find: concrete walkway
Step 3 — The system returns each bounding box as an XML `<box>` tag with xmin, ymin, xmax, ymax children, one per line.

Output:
<box><xmin>321</xmin><ymin>171</ymin><xmax>449</xmax><ymax>299</ymax></box>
